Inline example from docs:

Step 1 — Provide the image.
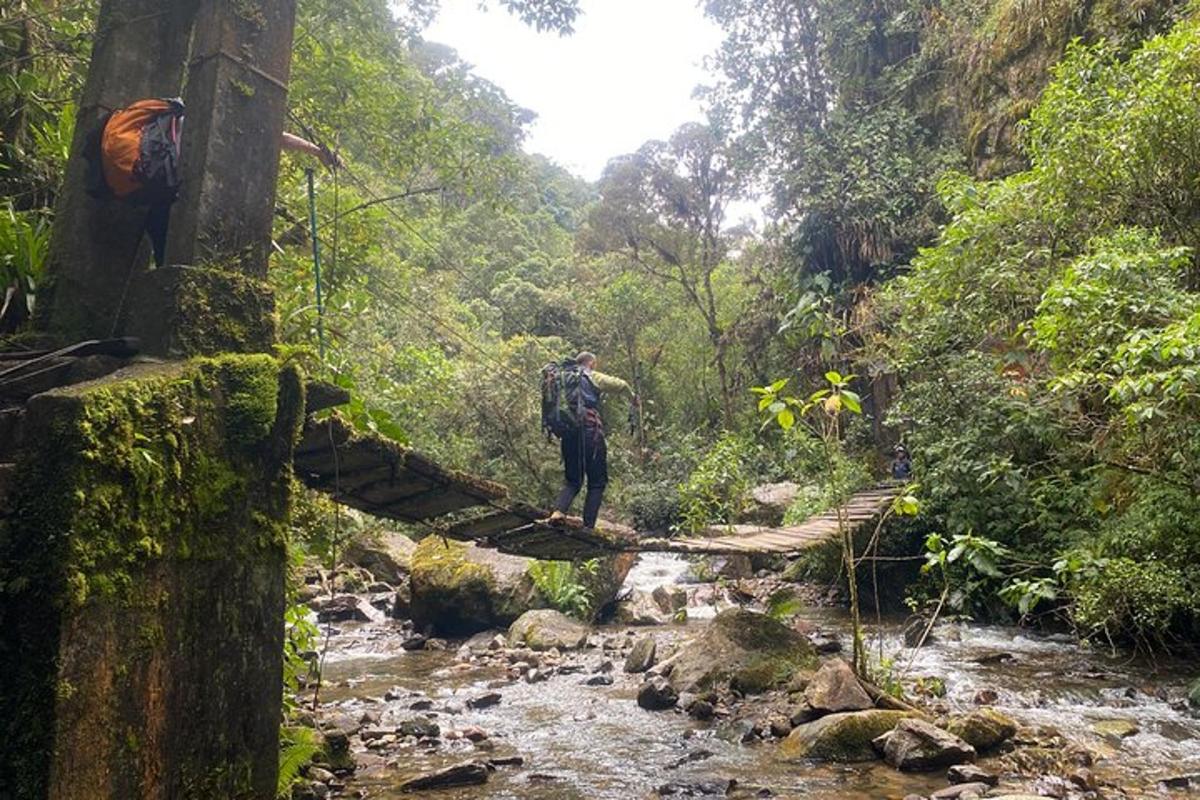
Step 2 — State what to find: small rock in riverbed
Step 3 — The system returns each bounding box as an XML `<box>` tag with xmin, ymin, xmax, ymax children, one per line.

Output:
<box><xmin>398</xmin><ymin>762</ymin><xmax>488</xmax><ymax>792</ymax></box>
<box><xmin>637</xmin><ymin>677</ymin><xmax>679</xmax><ymax>711</ymax></box>
<box><xmin>1091</xmin><ymin>718</ymin><xmax>1139</xmax><ymax>739</ymax></box>
<box><xmin>397</xmin><ymin>716</ymin><xmax>439</xmax><ymax>738</ymax></box>
<box><xmin>1031</xmin><ymin>775</ymin><xmax>1073</xmax><ymax>799</ymax></box>
<box><xmin>400</xmin><ymin>634</ymin><xmax>427</xmax><ymax>651</ymax></box>
<box><xmin>467</xmin><ymin>692</ymin><xmax>503</xmax><ymax>710</ymax></box>
<box><xmin>625</xmin><ymin>635</ymin><xmax>657</xmax><ymax>674</ymax></box>
<box><xmin>947</xmin><ymin>764</ymin><xmax>998</xmax><ymax>785</ymax></box>
<box><xmin>585</xmin><ymin>674</ymin><xmax>614</xmax><ymax>686</ymax></box>
<box><xmin>805</xmin><ymin>658</ymin><xmax>873</xmax><ymax>713</ymax></box>
<box><xmin>460</xmin><ymin>725</ymin><xmax>488</xmax><ymax>742</ymax></box>
<box><xmin>878</xmin><ymin>718</ymin><xmax>976</xmax><ymax>771</ymax></box>
<box><xmin>314</xmin><ymin>594</ymin><xmax>375</xmax><ymax>623</ymax></box>
<box><xmin>932</xmin><ymin>782</ymin><xmax>992</xmax><ymax>799</ymax></box>
<box><xmin>809</xmin><ymin>633</ymin><xmax>842</xmax><ymax>654</ymax></box>
<box><xmin>972</xmin><ymin>689</ymin><xmax>998</xmax><ymax>705</ymax></box>
<box><xmin>1159</xmin><ymin>774</ymin><xmax>1199</xmax><ymax>791</ymax></box>
<box><xmin>971</xmin><ymin>651</ymin><xmax>1014</xmax><ymax>665</ymax></box>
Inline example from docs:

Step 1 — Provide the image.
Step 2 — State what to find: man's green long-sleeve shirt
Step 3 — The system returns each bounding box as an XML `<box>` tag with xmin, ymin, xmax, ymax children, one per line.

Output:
<box><xmin>588</xmin><ymin>369</ymin><xmax>634</xmax><ymax>397</ymax></box>
<box><xmin>584</xmin><ymin>368</ymin><xmax>634</xmax><ymax>427</ymax></box>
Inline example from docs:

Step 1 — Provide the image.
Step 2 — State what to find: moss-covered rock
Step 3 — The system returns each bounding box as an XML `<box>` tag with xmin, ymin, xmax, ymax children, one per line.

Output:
<box><xmin>508</xmin><ymin>609</ymin><xmax>590</xmax><ymax>651</ymax></box>
<box><xmin>408</xmin><ymin>540</ymin><xmax>632</xmax><ymax>635</ymax></box>
<box><xmin>778</xmin><ymin>710</ymin><xmax>913</xmax><ymax>762</ymax></box>
<box><xmin>408</xmin><ymin>538</ymin><xmax>540</xmax><ymax>635</ymax></box>
<box><xmin>345</xmin><ymin>530</ymin><xmax>417</xmax><ymax>585</ymax></box>
<box><xmin>880</xmin><ymin>717</ymin><xmax>977</xmax><ymax>771</ymax></box>
<box><xmin>1189</xmin><ymin>677</ymin><xmax>1200</xmax><ymax>708</ymax></box>
<box><xmin>944</xmin><ymin>708</ymin><xmax>1018</xmax><ymax>752</ymax></box>
<box><xmin>669</xmin><ymin>608</ymin><xmax>818</xmax><ymax>694</ymax></box>
<box><xmin>0</xmin><ymin>356</ymin><xmax>303</xmax><ymax>800</ymax></box>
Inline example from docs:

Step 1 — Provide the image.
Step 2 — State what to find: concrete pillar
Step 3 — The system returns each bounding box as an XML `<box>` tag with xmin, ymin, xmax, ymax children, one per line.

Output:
<box><xmin>164</xmin><ymin>0</ymin><xmax>298</xmax><ymax>278</ymax></box>
<box><xmin>0</xmin><ymin>358</ymin><xmax>304</xmax><ymax>800</ymax></box>
<box><xmin>38</xmin><ymin>0</ymin><xmax>200</xmax><ymax>344</ymax></box>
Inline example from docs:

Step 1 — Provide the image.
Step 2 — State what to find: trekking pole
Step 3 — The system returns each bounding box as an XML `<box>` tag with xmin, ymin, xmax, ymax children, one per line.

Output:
<box><xmin>305</xmin><ymin>167</ymin><xmax>327</xmax><ymax>361</ymax></box>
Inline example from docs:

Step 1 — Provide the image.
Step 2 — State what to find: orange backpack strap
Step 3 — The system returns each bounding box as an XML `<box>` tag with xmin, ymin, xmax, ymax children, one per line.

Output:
<box><xmin>100</xmin><ymin>99</ymin><xmax>174</xmax><ymax>199</ymax></box>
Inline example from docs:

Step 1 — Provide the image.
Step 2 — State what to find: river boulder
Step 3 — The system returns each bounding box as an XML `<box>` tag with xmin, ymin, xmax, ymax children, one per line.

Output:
<box><xmin>508</xmin><ymin>609</ymin><xmax>590</xmax><ymax>651</ymax></box>
<box><xmin>669</xmin><ymin>608</ymin><xmax>818</xmax><ymax>694</ymax></box>
<box><xmin>805</xmin><ymin>658</ymin><xmax>873</xmax><ymax>713</ymax></box>
<box><xmin>1189</xmin><ymin>678</ymin><xmax>1200</xmax><ymax>708</ymax></box>
<box><xmin>625</xmin><ymin>635</ymin><xmax>657</xmax><ymax>673</ymax></box>
<box><xmin>778</xmin><ymin>710</ymin><xmax>913</xmax><ymax>762</ymax></box>
<box><xmin>408</xmin><ymin>540</ymin><xmax>631</xmax><ymax>635</ymax></box>
<box><xmin>740</xmin><ymin>482</ymin><xmax>802</xmax><ymax>525</ymax></box>
<box><xmin>638</xmin><ymin>677</ymin><xmax>680</xmax><ymax>711</ymax></box>
<box><xmin>878</xmin><ymin>718</ymin><xmax>976</xmax><ymax>771</ymax></box>
<box><xmin>344</xmin><ymin>530</ymin><xmax>416</xmax><ymax>585</ymax></box>
<box><xmin>615</xmin><ymin>589</ymin><xmax>670</xmax><ymax>625</ymax></box>
<box><xmin>943</xmin><ymin>708</ymin><xmax>1018</xmax><ymax>752</ymax></box>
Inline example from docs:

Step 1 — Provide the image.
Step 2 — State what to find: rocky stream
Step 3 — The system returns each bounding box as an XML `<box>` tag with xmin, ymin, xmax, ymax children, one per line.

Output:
<box><xmin>295</xmin><ymin>550</ymin><xmax>1200</xmax><ymax>800</ymax></box>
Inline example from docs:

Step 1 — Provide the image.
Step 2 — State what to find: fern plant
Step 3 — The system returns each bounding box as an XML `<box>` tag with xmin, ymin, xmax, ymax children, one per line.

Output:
<box><xmin>529</xmin><ymin>559</ymin><xmax>599</xmax><ymax>619</ymax></box>
<box><xmin>277</xmin><ymin>726</ymin><xmax>321</xmax><ymax>798</ymax></box>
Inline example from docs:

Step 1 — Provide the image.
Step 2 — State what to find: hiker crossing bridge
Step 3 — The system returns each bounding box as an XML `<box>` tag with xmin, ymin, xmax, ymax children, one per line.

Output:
<box><xmin>294</xmin><ymin>411</ymin><xmax>905</xmax><ymax>561</ymax></box>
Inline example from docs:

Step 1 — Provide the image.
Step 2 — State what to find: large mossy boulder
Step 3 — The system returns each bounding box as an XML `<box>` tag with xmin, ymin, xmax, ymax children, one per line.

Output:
<box><xmin>669</xmin><ymin>608</ymin><xmax>817</xmax><ymax>694</ymax></box>
<box><xmin>408</xmin><ymin>539</ymin><xmax>539</xmax><ymax>635</ymax></box>
<box><xmin>508</xmin><ymin>609</ymin><xmax>590</xmax><ymax>651</ymax></box>
<box><xmin>778</xmin><ymin>710</ymin><xmax>913</xmax><ymax>762</ymax></box>
<box><xmin>408</xmin><ymin>540</ymin><xmax>632</xmax><ymax>635</ymax></box>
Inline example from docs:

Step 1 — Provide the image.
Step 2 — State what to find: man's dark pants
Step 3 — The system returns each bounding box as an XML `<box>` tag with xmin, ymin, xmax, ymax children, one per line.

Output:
<box><xmin>554</xmin><ymin>424</ymin><xmax>608</xmax><ymax>528</ymax></box>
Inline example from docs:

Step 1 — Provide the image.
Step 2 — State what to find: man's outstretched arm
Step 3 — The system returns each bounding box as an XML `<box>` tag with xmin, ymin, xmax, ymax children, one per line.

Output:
<box><xmin>590</xmin><ymin>370</ymin><xmax>634</xmax><ymax>397</ymax></box>
<box><xmin>280</xmin><ymin>131</ymin><xmax>340</xmax><ymax>169</ymax></box>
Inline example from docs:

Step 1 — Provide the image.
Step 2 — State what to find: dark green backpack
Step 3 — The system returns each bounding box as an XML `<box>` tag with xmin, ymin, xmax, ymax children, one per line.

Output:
<box><xmin>540</xmin><ymin>359</ymin><xmax>597</xmax><ymax>438</ymax></box>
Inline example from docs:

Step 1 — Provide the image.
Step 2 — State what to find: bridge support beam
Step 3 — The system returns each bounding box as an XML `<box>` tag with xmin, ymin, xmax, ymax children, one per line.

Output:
<box><xmin>0</xmin><ymin>358</ymin><xmax>305</xmax><ymax>800</ymax></box>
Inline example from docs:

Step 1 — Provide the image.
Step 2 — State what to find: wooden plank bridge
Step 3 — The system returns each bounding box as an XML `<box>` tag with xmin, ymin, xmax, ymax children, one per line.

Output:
<box><xmin>293</xmin><ymin>412</ymin><xmax>904</xmax><ymax>561</ymax></box>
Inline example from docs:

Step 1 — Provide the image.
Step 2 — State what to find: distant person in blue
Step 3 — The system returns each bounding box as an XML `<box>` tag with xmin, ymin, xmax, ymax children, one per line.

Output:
<box><xmin>891</xmin><ymin>444</ymin><xmax>913</xmax><ymax>481</ymax></box>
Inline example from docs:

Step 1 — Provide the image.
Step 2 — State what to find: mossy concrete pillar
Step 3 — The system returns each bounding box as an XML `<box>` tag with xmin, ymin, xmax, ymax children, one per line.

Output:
<box><xmin>164</xmin><ymin>0</ymin><xmax>298</xmax><ymax>278</ymax></box>
<box><xmin>0</xmin><ymin>356</ymin><xmax>305</xmax><ymax>799</ymax></box>
<box><xmin>38</xmin><ymin>0</ymin><xmax>200</xmax><ymax>344</ymax></box>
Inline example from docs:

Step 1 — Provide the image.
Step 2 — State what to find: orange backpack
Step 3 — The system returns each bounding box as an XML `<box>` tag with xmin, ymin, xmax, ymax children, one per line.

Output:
<box><xmin>85</xmin><ymin>98</ymin><xmax>185</xmax><ymax>204</ymax></box>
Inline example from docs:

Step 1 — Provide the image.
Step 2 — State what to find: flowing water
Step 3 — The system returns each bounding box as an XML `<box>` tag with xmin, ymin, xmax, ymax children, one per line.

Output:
<box><xmin>318</xmin><ymin>554</ymin><xmax>1200</xmax><ymax>799</ymax></box>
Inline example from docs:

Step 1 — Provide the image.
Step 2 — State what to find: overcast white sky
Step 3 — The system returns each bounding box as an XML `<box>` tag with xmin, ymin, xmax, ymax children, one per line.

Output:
<box><xmin>424</xmin><ymin>0</ymin><xmax>724</xmax><ymax>182</ymax></box>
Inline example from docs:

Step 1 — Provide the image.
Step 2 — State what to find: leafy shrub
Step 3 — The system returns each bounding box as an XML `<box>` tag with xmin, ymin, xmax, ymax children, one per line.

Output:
<box><xmin>529</xmin><ymin>559</ymin><xmax>598</xmax><ymax>619</ymax></box>
<box><xmin>624</xmin><ymin>479</ymin><xmax>681</xmax><ymax>533</ymax></box>
<box><xmin>1070</xmin><ymin>557</ymin><xmax>1198</xmax><ymax>650</ymax></box>
<box><xmin>677</xmin><ymin>432</ymin><xmax>754</xmax><ymax>532</ymax></box>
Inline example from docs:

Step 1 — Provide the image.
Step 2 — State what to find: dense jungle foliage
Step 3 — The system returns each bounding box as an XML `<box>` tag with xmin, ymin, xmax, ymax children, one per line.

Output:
<box><xmin>4</xmin><ymin>0</ymin><xmax>1200</xmax><ymax>652</ymax></box>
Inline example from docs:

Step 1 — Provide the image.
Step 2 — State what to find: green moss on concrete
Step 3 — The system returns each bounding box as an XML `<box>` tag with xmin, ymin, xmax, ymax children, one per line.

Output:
<box><xmin>0</xmin><ymin>355</ymin><xmax>304</xmax><ymax>800</ymax></box>
<box><xmin>128</xmin><ymin>266</ymin><xmax>277</xmax><ymax>358</ymax></box>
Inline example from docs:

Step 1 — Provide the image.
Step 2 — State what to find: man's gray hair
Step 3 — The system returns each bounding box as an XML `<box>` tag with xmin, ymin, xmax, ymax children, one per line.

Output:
<box><xmin>575</xmin><ymin>351</ymin><xmax>596</xmax><ymax>365</ymax></box>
